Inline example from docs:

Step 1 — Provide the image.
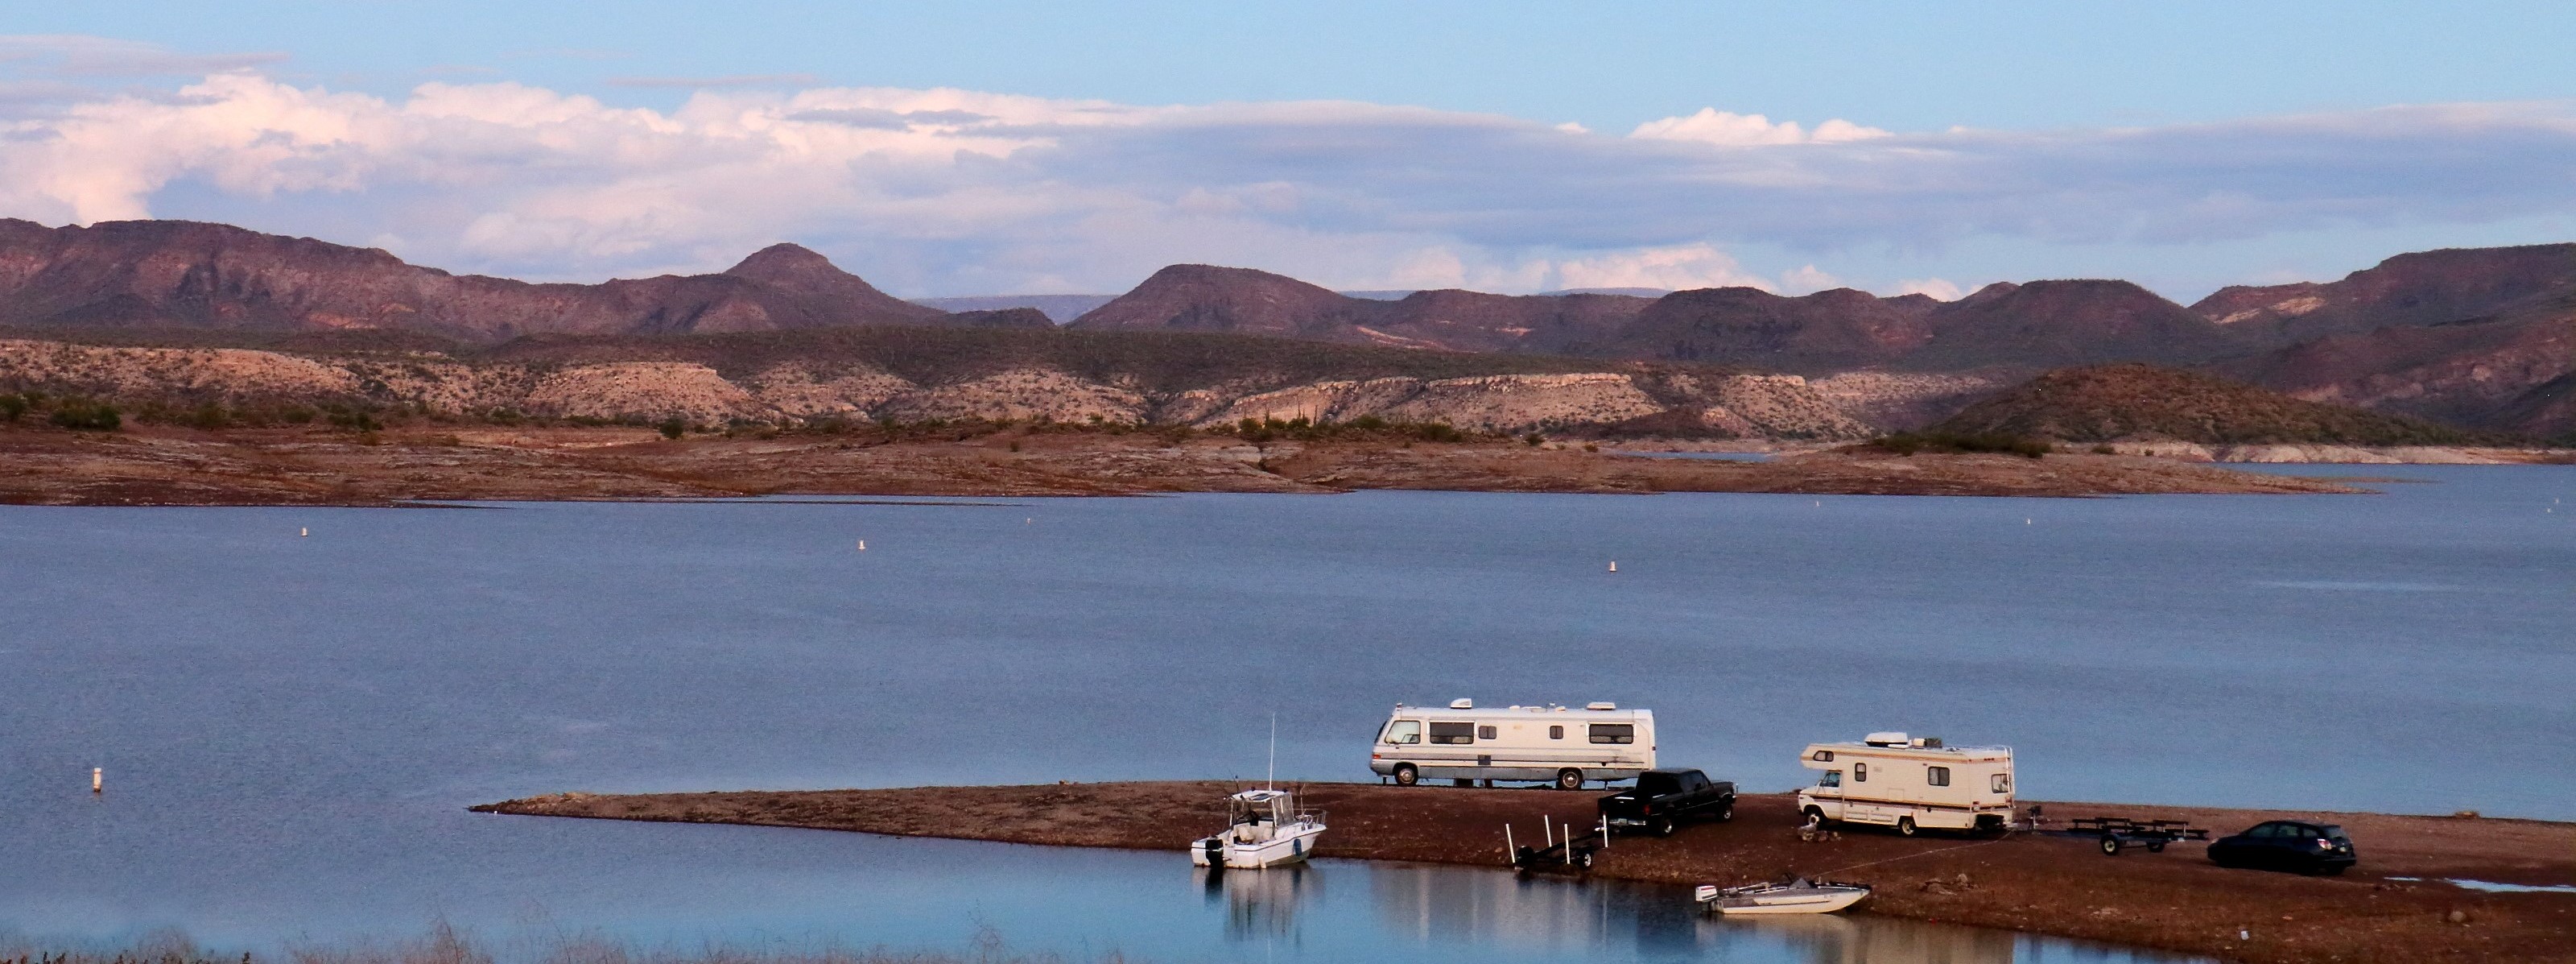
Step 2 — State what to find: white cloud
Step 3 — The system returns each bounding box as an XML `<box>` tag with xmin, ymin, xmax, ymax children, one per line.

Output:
<box><xmin>0</xmin><ymin>35</ymin><xmax>287</xmax><ymax>78</ymax></box>
<box><xmin>1550</xmin><ymin>243</ymin><xmax>1773</xmax><ymax>292</ymax></box>
<box><xmin>2</xmin><ymin>57</ymin><xmax>2574</xmax><ymax>297</ymax></box>
<box><xmin>1629</xmin><ymin>108</ymin><xmax>1891</xmax><ymax>147</ymax></box>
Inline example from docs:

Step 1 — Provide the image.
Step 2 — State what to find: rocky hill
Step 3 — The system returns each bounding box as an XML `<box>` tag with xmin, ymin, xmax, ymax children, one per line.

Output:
<box><xmin>2192</xmin><ymin>243</ymin><xmax>2576</xmax><ymax>341</ymax></box>
<box><xmin>1931</xmin><ymin>364</ymin><xmax>2490</xmax><ymax>445</ymax></box>
<box><xmin>0</xmin><ymin>326</ymin><xmax>1873</xmax><ymax>440</ymax></box>
<box><xmin>0</xmin><ymin>219</ymin><xmax>1034</xmax><ymax>341</ymax></box>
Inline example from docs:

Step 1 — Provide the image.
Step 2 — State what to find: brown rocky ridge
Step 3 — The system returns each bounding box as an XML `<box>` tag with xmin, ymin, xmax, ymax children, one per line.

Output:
<box><xmin>473</xmin><ymin>781</ymin><xmax>2576</xmax><ymax>964</ymax></box>
<box><xmin>0</xmin><ymin>218</ymin><xmax>1039</xmax><ymax>341</ymax></box>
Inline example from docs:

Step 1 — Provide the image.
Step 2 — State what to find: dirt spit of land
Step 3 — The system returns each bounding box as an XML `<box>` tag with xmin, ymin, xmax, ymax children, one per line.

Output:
<box><xmin>474</xmin><ymin>783</ymin><xmax>2576</xmax><ymax>964</ymax></box>
<box><xmin>0</xmin><ymin>424</ymin><xmax>2361</xmax><ymax>506</ymax></box>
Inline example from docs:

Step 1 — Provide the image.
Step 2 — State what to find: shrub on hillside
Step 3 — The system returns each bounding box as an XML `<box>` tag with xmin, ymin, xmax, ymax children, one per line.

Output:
<box><xmin>1874</xmin><ymin>431</ymin><xmax>2050</xmax><ymax>458</ymax></box>
<box><xmin>47</xmin><ymin>398</ymin><xmax>122</xmax><ymax>431</ymax></box>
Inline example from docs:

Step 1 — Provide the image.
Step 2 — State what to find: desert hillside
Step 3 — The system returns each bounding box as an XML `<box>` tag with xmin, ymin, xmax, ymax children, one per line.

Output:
<box><xmin>1932</xmin><ymin>364</ymin><xmax>2494</xmax><ymax>445</ymax></box>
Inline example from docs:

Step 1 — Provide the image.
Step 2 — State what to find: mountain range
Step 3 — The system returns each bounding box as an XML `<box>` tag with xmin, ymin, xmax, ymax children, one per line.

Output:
<box><xmin>0</xmin><ymin>217</ymin><xmax>2566</xmax><ymax>438</ymax></box>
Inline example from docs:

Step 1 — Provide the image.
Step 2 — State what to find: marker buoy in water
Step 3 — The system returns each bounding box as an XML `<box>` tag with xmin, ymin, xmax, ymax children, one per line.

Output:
<box><xmin>857</xmin><ymin>540</ymin><xmax>866</xmax><ymax>551</ymax></box>
<box><xmin>299</xmin><ymin>528</ymin><xmax>308</xmax><ymax>537</ymax></box>
<box><xmin>92</xmin><ymin>767</ymin><xmax>101</xmax><ymax>793</ymax></box>
<box><xmin>1608</xmin><ymin>561</ymin><xmax>1617</xmax><ymax>573</ymax></box>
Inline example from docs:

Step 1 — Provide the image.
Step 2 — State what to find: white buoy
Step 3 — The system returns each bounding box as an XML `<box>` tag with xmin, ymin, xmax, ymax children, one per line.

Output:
<box><xmin>92</xmin><ymin>767</ymin><xmax>101</xmax><ymax>793</ymax></box>
<box><xmin>2025</xmin><ymin>518</ymin><xmax>2033</xmax><ymax>525</ymax></box>
<box><xmin>857</xmin><ymin>540</ymin><xmax>866</xmax><ymax>551</ymax></box>
<box><xmin>299</xmin><ymin>528</ymin><xmax>308</xmax><ymax>537</ymax></box>
<box><xmin>1608</xmin><ymin>561</ymin><xmax>1617</xmax><ymax>573</ymax></box>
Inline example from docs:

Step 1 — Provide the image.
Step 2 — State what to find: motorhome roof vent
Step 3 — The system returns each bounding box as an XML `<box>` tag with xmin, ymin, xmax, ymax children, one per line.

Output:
<box><xmin>1586</xmin><ymin>701</ymin><xmax>1616</xmax><ymax>710</ymax></box>
<box><xmin>1864</xmin><ymin>731</ymin><xmax>1909</xmax><ymax>747</ymax></box>
<box><xmin>1450</xmin><ymin>698</ymin><xmax>1474</xmax><ymax>709</ymax></box>
<box><xmin>1913</xmin><ymin>737</ymin><xmax>1944</xmax><ymax>748</ymax></box>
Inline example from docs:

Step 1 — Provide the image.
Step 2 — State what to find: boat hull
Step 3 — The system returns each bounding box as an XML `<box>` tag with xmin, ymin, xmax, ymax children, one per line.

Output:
<box><xmin>1190</xmin><ymin>824</ymin><xmax>1324</xmax><ymax>869</ymax></box>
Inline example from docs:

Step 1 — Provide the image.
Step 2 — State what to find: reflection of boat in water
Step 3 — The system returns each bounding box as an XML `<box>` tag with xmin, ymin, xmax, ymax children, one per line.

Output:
<box><xmin>1191</xmin><ymin>788</ymin><xmax>1327</xmax><ymax>869</ymax></box>
<box><xmin>1695</xmin><ymin>879</ymin><xmax>1872</xmax><ymax>915</ymax></box>
<box><xmin>1197</xmin><ymin>860</ymin><xmax>1323</xmax><ymax>941</ymax></box>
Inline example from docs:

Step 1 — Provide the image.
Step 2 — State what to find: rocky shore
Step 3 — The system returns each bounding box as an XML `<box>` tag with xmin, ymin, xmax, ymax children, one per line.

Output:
<box><xmin>0</xmin><ymin>424</ymin><xmax>2363</xmax><ymax>506</ymax></box>
<box><xmin>475</xmin><ymin>782</ymin><xmax>2576</xmax><ymax>964</ymax></box>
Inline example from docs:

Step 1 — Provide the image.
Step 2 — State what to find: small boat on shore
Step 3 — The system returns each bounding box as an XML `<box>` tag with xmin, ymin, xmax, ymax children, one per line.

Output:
<box><xmin>1191</xmin><ymin>788</ymin><xmax>1327</xmax><ymax>869</ymax></box>
<box><xmin>1695</xmin><ymin>879</ymin><xmax>1872</xmax><ymax>915</ymax></box>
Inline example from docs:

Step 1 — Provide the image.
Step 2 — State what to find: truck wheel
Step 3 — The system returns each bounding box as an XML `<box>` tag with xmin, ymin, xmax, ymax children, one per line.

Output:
<box><xmin>1714</xmin><ymin>801</ymin><xmax>1733</xmax><ymax>822</ymax></box>
<box><xmin>1392</xmin><ymin>764</ymin><xmax>1418</xmax><ymax>786</ymax></box>
<box><xmin>2099</xmin><ymin>834</ymin><xmax>2124</xmax><ymax>856</ymax></box>
<box><xmin>1897</xmin><ymin>817</ymin><xmax>1918</xmax><ymax>838</ymax></box>
<box><xmin>1649</xmin><ymin>816</ymin><xmax>1675</xmax><ymax>838</ymax></box>
<box><xmin>1554</xmin><ymin>768</ymin><xmax>1583</xmax><ymax>792</ymax></box>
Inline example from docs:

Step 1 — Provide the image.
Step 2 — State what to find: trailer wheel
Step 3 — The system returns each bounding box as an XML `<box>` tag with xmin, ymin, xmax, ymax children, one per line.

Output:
<box><xmin>1574</xmin><ymin>849</ymin><xmax>1594</xmax><ymax>870</ymax></box>
<box><xmin>1897</xmin><ymin>817</ymin><xmax>1918</xmax><ymax>838</ymax></box>
<box><xmin>1554</xmin><ymin>768</ymin><xmax>1583</xmax><ymax>792</ymax></box>
<box><xmin>1392</xmin><ymin>764</ymin><xmax>1418</xmax><ymax>786</ymax></box>
<box><xmin>2099</xmin><ymin>834</ymin><xmax>2124</xmax><ymax>856</ymax></box>
<box><xmin>2147</xmin><ymin>842</ymin><xmax>2166</xmax><ymax>853</ymax></box>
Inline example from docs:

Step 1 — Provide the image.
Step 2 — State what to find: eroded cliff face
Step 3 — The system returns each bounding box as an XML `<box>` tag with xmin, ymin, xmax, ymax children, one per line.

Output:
<box><xmin>0</xmin><ymin>339</ymin><xmax>1880</xmax><ymax>439</ymax></box>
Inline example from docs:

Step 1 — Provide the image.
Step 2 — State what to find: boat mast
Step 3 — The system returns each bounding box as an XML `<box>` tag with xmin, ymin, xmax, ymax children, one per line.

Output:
<box><xmin>1267</xmin><ymin>711</ymin><xmax>1277</xmax><ymax>789</ymax></box>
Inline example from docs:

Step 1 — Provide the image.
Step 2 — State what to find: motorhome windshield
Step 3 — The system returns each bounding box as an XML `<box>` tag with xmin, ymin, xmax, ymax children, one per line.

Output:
<box><xmin>1818</xmin><ymin>771</ymin><xmax>1842</xmax><ymax>788</ymax></box>
<box><xmin>1381</xmin><ymin>720</ymin><xmax>1420</xmax><ymax>744</ymax></box>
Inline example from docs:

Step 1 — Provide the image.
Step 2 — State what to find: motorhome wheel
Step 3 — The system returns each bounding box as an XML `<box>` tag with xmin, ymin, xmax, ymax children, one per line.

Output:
<box><xmin>1897</xmin><ymin>817</ymin><xmax>1918</xmax><ymax>837</ymax></box>
<box><xmin>1392</xmin><ymin>764</ymin><xmax>1418</xmax><ymax>786</ymax></box>
<box><xmin>1802</xmin><ymin>806</ymin><xmax>1826</xmax><ymax>825</ymax></box>
<box><xmin>1554</xmin><ymin>768</ymin><xmax>1583</xmax><ymax>791</ymax></box>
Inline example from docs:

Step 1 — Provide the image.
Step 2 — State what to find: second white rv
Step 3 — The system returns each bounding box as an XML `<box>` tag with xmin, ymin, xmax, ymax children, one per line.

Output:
<box><xmin>1369</xmin><ymin>700</ymin><xmax>1655</xmax><ymax>790</ymax></box>
<box><xmin>1796</xmin><ymin>732</ymin><xmax>2014</xmax><ymax>835</ymax></box>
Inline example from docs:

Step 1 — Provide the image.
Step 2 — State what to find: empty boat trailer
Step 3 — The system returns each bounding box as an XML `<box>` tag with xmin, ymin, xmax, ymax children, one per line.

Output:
<box><xmin>1371</xmin><ymin>700</ymin><xmax>1655</xmax><ymax>790</ymax></box>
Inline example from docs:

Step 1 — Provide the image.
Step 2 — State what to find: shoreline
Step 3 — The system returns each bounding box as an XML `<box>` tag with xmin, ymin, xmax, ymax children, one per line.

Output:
<box><xmin>475</xmin><ymin>781</ymin><xmax>2576</xmax><ymax>964</ymax></box>
<box><xmin>0</xmin><ymin>425</ymin><xmax>2372</xmax><ymax>506</ymax></box>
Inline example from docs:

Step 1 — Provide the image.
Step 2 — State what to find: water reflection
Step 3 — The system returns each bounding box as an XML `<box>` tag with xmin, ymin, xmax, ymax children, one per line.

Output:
<box><xmin>1197</xmin><ymin>863</ymin><xmax>1323</xmax><ymax>943</ymax></box>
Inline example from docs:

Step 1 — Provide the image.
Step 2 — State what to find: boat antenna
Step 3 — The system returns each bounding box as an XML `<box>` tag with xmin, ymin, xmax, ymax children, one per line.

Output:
<box><xmin>1267</xmin><ymin>711</ymin><xmax>1277</xmax><ymax>789</ymax></box>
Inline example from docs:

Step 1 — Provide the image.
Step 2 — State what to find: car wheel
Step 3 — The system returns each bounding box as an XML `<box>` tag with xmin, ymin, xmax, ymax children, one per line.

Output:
<box><xmin>2099</xmin><ymin>834</ymin><xmax>2123</xmax><ymax>856</ymax></box>
<box><xmin>1555</xmin><ymin>768</ymin><xmax>1583</xmax><ymax>792</ymax></box>
<box><xmin>1392</xmin><ymin>764</ymin><xmax>1418</xmax><ymax>786</ymax></box>
<box><xmin>1649</xmin><ymin>816</ymin><xmax>1675</xmax><ymax>838</ymax></box>
<box><xmin>1897</xmin><ymin>817</ymin><xmax>1918</xmax><ymax>838</ymax></box>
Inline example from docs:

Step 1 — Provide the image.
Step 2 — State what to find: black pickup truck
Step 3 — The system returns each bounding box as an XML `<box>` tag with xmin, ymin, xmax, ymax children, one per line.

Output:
<box><xmin>1597</xmin><ymin>768</ymin><xmax>1735</xmax><ymax>837</ymax></box>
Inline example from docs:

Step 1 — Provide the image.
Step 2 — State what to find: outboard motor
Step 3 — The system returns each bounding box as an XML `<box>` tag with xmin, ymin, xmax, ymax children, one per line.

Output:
<box><xmin>1201</xmin><ymin>836</ymin><xmax>1226</xmax><ymax>869</ymax></box>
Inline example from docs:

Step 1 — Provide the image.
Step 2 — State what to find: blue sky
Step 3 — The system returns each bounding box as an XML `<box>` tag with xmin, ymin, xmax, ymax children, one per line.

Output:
<box><xmin>6</xmin><ymin>2</ymin><xmax>2576</xmax><ymax>299</ymax></box>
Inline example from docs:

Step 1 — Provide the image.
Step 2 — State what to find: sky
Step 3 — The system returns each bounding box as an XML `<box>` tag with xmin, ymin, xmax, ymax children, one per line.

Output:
<box><xmin>4</xmin><ymin>2</ymin><xmax>2575</xmax><ymax>300</ymax></box>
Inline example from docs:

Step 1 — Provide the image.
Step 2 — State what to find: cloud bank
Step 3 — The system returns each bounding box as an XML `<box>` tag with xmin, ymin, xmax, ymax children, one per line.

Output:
<box><xmin>2</xmin><ymin>42</ymin><xmax>2573</xmax><ymax>296</ymax></box>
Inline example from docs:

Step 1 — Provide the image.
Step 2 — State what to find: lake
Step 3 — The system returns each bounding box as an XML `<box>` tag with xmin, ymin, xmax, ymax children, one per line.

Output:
<box><xmin>3</xmin><ymin>464</ymin><xmax>2568</xmax><ymax>960</ymax></box>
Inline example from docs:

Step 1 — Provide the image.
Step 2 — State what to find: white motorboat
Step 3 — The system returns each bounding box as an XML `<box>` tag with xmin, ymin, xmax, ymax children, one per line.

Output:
<box><xmin>1191</xmin><ymin>788</ymin><xmax>1327</xmax><ymax>869</ymax></box>
<box><xmin>1695</xmin><ymin>879</ymin><xmax>1872</xmax><ymax>915</ymax></box>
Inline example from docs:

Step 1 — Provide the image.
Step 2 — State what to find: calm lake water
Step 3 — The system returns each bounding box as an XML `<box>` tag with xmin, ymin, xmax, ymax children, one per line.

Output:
<box><xmin>4</xmin><ymin>465</ymin><xmax>2570</xmax><ymax>961</ymax></box>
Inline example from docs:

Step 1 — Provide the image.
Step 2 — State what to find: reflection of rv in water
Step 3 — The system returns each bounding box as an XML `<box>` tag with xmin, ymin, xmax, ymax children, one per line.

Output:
<box><xmin>1796</xmin><ymin>732</ymin><xmax>2014</xmax><ymax>835</ymax></box>
<box><xmin>1370</xmin><ymin>700</ymin><xmax>1654</xmax><ymax>790</ymax></box>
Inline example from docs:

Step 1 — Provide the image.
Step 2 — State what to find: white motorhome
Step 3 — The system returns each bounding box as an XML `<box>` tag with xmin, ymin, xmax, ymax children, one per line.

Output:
<box><xmin>1796</xmin><ymin>732</ymin><xmax>2014</xmax><ymax>835</ymax></box>
<box><xmin>1369</xmin><ymin>700</ymin><xmax>1655</xmax><ymax>790</ymax></box>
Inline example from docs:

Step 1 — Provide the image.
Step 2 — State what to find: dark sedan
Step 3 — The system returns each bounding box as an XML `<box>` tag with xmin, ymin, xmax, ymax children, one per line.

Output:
<box><xmin>2208</xmin><ymin>820</ymin><xmax>2356</xmax><ymax>875</ymax></box>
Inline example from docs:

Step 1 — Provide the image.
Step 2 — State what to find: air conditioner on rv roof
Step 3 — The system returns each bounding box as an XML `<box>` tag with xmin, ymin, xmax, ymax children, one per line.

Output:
<box><xmin>1864</xmin><ymin>731</ymin><xmax>1909</xmax><ymax>747</ymax></box>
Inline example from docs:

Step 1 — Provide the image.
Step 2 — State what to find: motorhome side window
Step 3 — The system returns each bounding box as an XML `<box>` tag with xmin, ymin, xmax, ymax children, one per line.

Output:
<box><xmin>1926</xmin><ymin>766</ymin><xmax>1951</xmax><ymax>787</ymax></box>
<box><xmin>1853</xmin><ymin>762</ymin><xmax>1868</xmax><ymax>782</ymax></box>
<box><xmin>1810</xmin><ymin>750</ymin><xmax>1834</xmax><ymax>762</ymax></box>
<box><xmin>1587</xmin><ymin>723</ymin><xmax>1635</xmax><ymax>744</ymax></box>
<box><xmin>1991</xmin><ymin>773</ymin><xmax>2011</xmax><ymax>793</ymax></box>
<box><xmin>1427</xmin><ymin>722</ymin><xmax>1476</xmax><ymax>745</ymax></box>
<box><xmin>1382</xmin><ymin>720</ymin><xmax>1421</xmax><ymax>745</ymax></box>
<box><xmin>1548</xmin><ymin>726</ymin><xmax>1564</xmax><ymax>739</ymax></box>
<box><xmin>1477</xmin><ymin>725</ymin><xmax>1497</xmax><ymax>739</ymax></box>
